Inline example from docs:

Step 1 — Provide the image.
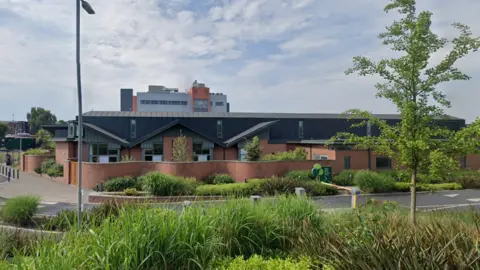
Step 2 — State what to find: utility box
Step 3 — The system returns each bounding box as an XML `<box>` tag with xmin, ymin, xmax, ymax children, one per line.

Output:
<box><xmin>319</xmin><ymin>166</ymin><xmax>333</xmax><ymax>183</ymax></box>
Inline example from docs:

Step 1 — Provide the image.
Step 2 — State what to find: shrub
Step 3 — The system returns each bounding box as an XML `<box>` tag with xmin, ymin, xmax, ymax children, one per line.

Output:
<box><xmin>46</xmin><ymin>163</ymin><xmax>63</xmax><ymax>177</ymax></box>
<box><xmin>393</xmin><ymin>182</ymin><xmax>463</xmax><ymax>192</ymax></box>
<box><xmin>204</xmin><ymin>173</ymin><xmax>235</xmax><ymax>185</ymax></box>
<box><xmin>40</xmin><ymin>159</ymin><xmax>56</xmax><ymax>174</ymax></box>
<box><xmin>451</xmin><ymin>170</ymin><xmax>480</xmax><ymax>189</ymax></box>
<box><xmin>262</xmin><ymin>147</ymin><xmax>307</xmax><ymax>161</ymax></box>
<box><xmin>141</xmin><ymin>172</ymin><xmax>195</xmax><ymax>196</ymax></box>
<box><xmin>244</xmin><ymin>136</ymin><xmax>261</xmax><ymax>161</ymax></box>
<box><xmin>260</xmin><ymin>177</ymin><xmax>299</xmax><ymax>195</ymax></box>
<box><xmin>23</xmin><ymin>148</ymin><xmax>49</xmax><ymax>155</ymax></box>
<box><xmin>0</xmin><ymin>195</ymin><xmax>40</xmax><ymax>226</ymax></box>
<box><xmin>284</xmin><ymin>170</ymin><xmax>314</xmax><ymax>181</ymax></box>
<box><xmin>220</xmin><ymin>255</ymin><xmax>314</xmax><ymax>270</ymax></box>
<box><xmin>124</xmin><ymin>188</ymin><xmax>140</xmax><ymax>196</ymax></box>
<box><xmin>103</xmin><ymin>176</ymin><xmax>137</xmax><ymax>192</ymax></box>
<box><xmin>302</xmin><ymin>181</ymin><xmax>339</xmax><ymax>196</ymax></box>
<box><xmin>354</xmin><ymin>170</ymin><xmax>395</xmax><ymax>193</ymax></box>
<box><xmin>34</xmin><ymin>167</ymin><xmax>42</xmax><ymax>174</ymax></box>
<box><xmin>43</xmin><ymin>209</ymin><xmax>81</xmax><ymax>231</ymax></box>
<box><xmin>333</xmin><ymin>170</ymin><xmax>357</xmax><ymax>186</ymax></box>
<box><xmin>195</xmin><ymin>183</ymin><xmax>253</xmax><ymax>197</ymax></box>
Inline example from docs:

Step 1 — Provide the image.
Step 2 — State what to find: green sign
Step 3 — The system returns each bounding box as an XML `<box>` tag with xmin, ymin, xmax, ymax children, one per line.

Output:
<box><xmin>311</xmin><ymin>164</ymin><xmax>333</xmax><ymax>183</ymax></box>
<box><xmin>311</xmin><ymin>164</ymin><xmax>324</xmax><ymax>177</ymax></box>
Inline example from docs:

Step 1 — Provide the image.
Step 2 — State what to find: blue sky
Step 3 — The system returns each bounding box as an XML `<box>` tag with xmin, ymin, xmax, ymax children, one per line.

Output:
<box><xmin>0</xmin><ymin>0</ymin><xmax>479</xmax><ymax>122</ymax></box>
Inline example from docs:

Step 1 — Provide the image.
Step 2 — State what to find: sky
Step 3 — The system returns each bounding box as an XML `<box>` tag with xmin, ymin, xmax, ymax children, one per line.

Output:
<box><xmin>0</xmin><ymin>0</ymin><xmax>479</xmax><ymax>123</ymax></box>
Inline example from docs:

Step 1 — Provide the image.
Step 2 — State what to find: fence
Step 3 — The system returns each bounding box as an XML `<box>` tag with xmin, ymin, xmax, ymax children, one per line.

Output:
<box><xmin>0</xmin><ymin>164</ymin><xmax>20</xmax><ymax>182</ymax></box>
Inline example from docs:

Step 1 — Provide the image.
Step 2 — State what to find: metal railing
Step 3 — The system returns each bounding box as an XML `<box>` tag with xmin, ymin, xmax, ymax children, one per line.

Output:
<box><xmin>0</xmin><ymin>165</ymin><xmax>20</xmax><ymax>182</ymax></box>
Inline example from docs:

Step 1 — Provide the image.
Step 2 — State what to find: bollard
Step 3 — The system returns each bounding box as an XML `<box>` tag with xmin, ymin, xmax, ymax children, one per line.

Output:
<box><xmin>100</xmin><ymin>182</ymin><xmax>104</xmax><ymax>192</ymax></box>
<box><xmin>17</xmin><ymin>169</ymin><xmax>19</xmax><ymax>179</ymax></box>
<box><xmin>7</xmin><ymin>168</ymin><xmax>11</xmax><ymax>182</ymax></box>
<box><xmin>182</xmin><ymin>200</ymin><xmax>192</xmax><ymax>210</ymax></box>
<box><xmin>250</xmin><ymin>195</ymin><xmax>261</xmax><ymax>205</ymax></box>
<box><xmin>295</xmin><ymin>187</ymin><xmax>306</xmax><ymax>198</ymax></box>
<box><xmin>351</xmin><ymin>188</ymin><xmax>360</xmax><ymax>209</ymax></box>
<box><xmin>12</xmin><ymin>169</ymin><xmax>15</xmax><ymax>179</ymax></box>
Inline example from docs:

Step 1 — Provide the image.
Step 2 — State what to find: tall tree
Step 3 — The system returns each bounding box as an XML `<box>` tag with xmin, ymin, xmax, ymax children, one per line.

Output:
<box><xmin>26</xmin><ymin>107</ymin><xmax>57</xmax><ymax>134</ymax></box>
<box><xmin>330</xmin><ymin>0</ymin><xmax>480</xmax><ymax>224</ymax></box>
<box><xmin>172</xmin><ymin>135</ymin><xmax>190</xmax><ymax>162</ymax></box>
<box><xmin>0</xmin><ymin>122</ymin><xmax>7</xmax><ymax>138</ymax></box>
<box><xmin>245</xmin><ymin>136</ymin><xmax>261</xmax><ymax>161</ymax></box>
<box><xmin>36</xmin><ymin>128</ymin><xmax>54</xmax><ymax>150</ymax></box>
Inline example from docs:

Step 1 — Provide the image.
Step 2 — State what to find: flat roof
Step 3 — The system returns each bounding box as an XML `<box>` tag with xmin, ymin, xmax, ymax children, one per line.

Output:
<box><xmin>82</xmin><ymin>111</ymin><xmax>463</xmax><ymax>120</ymax></box>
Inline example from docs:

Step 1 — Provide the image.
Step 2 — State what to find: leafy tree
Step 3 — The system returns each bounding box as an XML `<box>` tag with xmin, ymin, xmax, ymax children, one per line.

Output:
<box><xmin>26</xmin><ymin>107</ymin><xmax>57</xmax><ymax>134</ymax></box>
<box><xmin>245</xmin><ymin>136</ymin><xmax>261</xmax><ymax>161</ymax></box>
<box><xmin>0</xmin><ymin>122</ymin><xmax>7</xmax><ymax>138</ymax></box>
<box><xmin>36</xmin><ymin>129</ymin><xmax>54</xmax><ymax>150</ymax></box>
<box><xmin>329</xmin><ymin>0</ymin><xmax>480</xmax><ymax>224</ymax></box>
<box><xmin>172</xmin><ymin>135</ymin><xmax>190</xmax><ymax>162</ymax></box>
<box><xmin>57</xmin><ymin>120</ymin><xmax>66</xmax><ymax>124</ymax></box>
<box><xmin>262</xmin><ymin>147</ymin><xmax>307</xmax><ymax>161</ymax></box>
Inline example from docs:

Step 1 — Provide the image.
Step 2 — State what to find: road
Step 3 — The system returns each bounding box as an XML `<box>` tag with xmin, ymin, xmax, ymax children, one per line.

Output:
<box><xmin>1</xmin><ymin>189</ymin><xmax>479</xmax><ymax>216</ymax></box>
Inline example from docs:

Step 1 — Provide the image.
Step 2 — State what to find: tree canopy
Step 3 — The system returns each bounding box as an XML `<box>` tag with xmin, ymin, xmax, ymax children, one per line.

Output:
<box><xmin>26</xmin><ymin>107</ymin><xmax>57</xmax><ymax>134</ymax></box>
<box><xmin>0</xmin><ymin>122</ymin><xmax>7</xmax><ymax>138</ymax></box>
<box><xmin>328</xmin><ymin>0</ymin><xmax>480</xmax><ymax>224</ymax></box>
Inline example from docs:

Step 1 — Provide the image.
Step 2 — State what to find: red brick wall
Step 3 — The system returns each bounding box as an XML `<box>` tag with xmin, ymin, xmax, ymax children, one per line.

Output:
<box><xmin>21</xmin><ymin>155</ymin><xmax>54</xmax><ymax>173</ymax></box>
<box><xmin>67</xmin><ymin>160</ymin><xmax>336</xmax><ymax>189</ymax></box>
<box><xmin>466</xmin><ymin>154</ymin><xmax>480</xmax><ymax>169</ymax></box>
<box><xmin>260</xmin><ymin>140</ymin><xmax>287</xmax><ymax>155</ymax></box>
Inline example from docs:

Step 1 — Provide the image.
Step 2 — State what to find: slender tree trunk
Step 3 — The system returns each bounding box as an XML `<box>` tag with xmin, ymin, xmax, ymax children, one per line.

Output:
<box><xmin>410</xmin><ymin>167</ymin><xmax>417</xmax><ymax>225</ymax></box>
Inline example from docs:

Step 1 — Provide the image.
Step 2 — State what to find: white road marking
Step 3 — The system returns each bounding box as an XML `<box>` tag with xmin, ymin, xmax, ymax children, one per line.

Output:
<box><xmin>40</xmin><ymin>201</ymin><xmax>57</xmax><ymax>205</ymax></box>
<box><xmin>417</xmin><ymin>202</ymin><xmax>480</xmax><ymax>210</ymax></box>
<box><xmin>444</xmin><ymin>194</ymin><xmax>459</xmax><ymax>198</ymax></box>
<box><xmin>467</xmin><ymin>198</ymin><xmax>480</xmax><ymax>203</ymax></box>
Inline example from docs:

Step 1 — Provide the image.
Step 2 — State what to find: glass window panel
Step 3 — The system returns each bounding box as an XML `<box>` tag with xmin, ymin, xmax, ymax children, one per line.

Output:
<box><xmin>98</xmin><ymin>144</ymin><xmax>108</xmax><ymax>155</ymax></box>
<box><xmin>109</xmin><ymin>156</ymin><xmax>118</xmax><ymax>163</ymax></box>
<box><xmin>153</xmin><ymin>143</ymin><xmax>163</xmax><ymax>155</ymax></box>
<box><xmin>144</xmin><ymin>155</ymin><xmax>153</xmax><ymax>161</ymax></box>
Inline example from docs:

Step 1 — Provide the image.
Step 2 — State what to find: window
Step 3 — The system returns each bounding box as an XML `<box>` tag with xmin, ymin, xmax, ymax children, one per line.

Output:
<box><xmin>238</xmin><ymin>148</ymin><xmax>247</xmax><ymax>161</ymax></box>
<box><xmin>313</xmin><ymin>154</ymin><xmax>328</xmax><ymax>160</ymax></box>
<box><xmin>344</xmin><ymin>156</ymin><xmax>351</xmax><ymax>169</ymax></box>
<box><xmin>90</xmin><ymin>144</ymin><xmax>119</xmax><ymax>163</ymax></box>
<box><xmin>460</xmin><ymin>156</ymin><xmax>467</xmax><ymax>169</ymax></box>
<box><xmin>193</xmin><ymin>143</ymin><xmax>211</xmax><ymax>161</ymax></box>
<box><xmin>140</xmin><ymin>100</ymin><xmax>188</xmax><ymax>105</ymax></box>
<box><xmin>193</xmin><ymin>99</ymin><xmax>209</xmax><ymax>112</ymax></box>
<box><xmin>144</xmin><ymin>143</ymin><xmax>163</xmax><ymax>161</ymax></box>
<box><xmin>375</xmin><ymin>156</ymin><xmax>391</xmax><ymax>169</ymax></box>
<box><xmin>130</xmin><ymin>119</ymin><xmax>136</xmax><ymax>138</ymax></box>
<box><xmin>67</xmin><ymin>123</ymin><xmax>75</xmax><ymax>138</ymax></box>
<box><xmin>215</xmin><ymin>102</ymin><xmax>224</xmax><ymax>106</ymax></box>
<box><xmin>217</xmin><ymin>120</ymin><xmax>223</xmax><ymax>139</ymax></box>
<box><xmin>298</xmin><ymin>120</ymin><xmax>304</xmax><ymax>139</ymax></box>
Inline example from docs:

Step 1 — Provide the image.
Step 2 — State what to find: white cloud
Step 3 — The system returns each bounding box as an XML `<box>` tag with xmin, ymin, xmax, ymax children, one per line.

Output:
<box><xmin>0</xmin><ymin>0</ymin><xmax>479</xmax><ymax>123</ymax></box>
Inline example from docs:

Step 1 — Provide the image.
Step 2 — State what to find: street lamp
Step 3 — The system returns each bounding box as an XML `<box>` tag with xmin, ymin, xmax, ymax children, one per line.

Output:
<box><xmin>76</xmin><ymin>0</ymin><xmax>95</xmax><ymax>229</ymax></box>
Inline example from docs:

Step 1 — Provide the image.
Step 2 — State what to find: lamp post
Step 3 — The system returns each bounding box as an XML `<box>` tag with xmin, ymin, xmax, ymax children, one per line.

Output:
<box><xmin>76</xmin><ymin>0</ymin><xmax>95</xmax><ymax>229</ymax></box>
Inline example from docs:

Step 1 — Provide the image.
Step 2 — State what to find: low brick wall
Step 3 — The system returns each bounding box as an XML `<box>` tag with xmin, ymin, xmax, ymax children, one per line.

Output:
<box><xmin>88</xmin><ymin>194</ymin><xmax>225</xmax><ymax>204</ymax></box>
<box><xmin>71</xmin><ymin>160</ymin><xmax>337</xmax><ymax>189</ymax></box>
<box><xmin>21</xmin><ymin>155</ymin><xmax>55</xmax><ymax>173</ymax></box>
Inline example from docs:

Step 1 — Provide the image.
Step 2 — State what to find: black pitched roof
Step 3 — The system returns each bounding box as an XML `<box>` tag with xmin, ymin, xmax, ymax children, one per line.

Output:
<box><xmin>224</xmin><ymin>120</ymin><xmax>278</xmax><ymax>147</ymax></box>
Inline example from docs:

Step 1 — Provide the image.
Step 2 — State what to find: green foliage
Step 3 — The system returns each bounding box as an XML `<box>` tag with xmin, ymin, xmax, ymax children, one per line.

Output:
<box><xmin>284</xmin><ymin>170</ymin><xmax>314</xmax><ymax>181</ymax></box>
<box><xmin>23</xmin><ymin>148</ymin><xmax>50</xmax><ymax>155</ymax></box>
<box><xmin>195</xmin><ymin>183</ymin><xmax>254</xmax><ymax>197</ymax></box>
<box><xmin>333</xmin><ymin>170</ymin><xmax>357</xmax><ymax>186</ymax></box>
<box><xmin>354</xmin><ymin>170</ymin><xmax>395</xmax><ymax>193</ymax></box>
<box><xmin>26</xmin><ymin>107</ymin><xmax>57</xmax><ymax>134</ymax></box>
<box><xmin>204</xmin><ymin>173</ymin><xmax>235</xmax><ymax>185</ymax></box>
<box><xmin>103</xmin><ymin>176</ymin><xmax>138</xmax><ymax>192</ymax></box>
<box><xmin>262</xmin><ymin>147</ymin><xmax>308</xmax><ymax>161</ymax></box>
<box><xmin>451</xmin><ymin>170</ymin><xmax>480</xmax><ymax>189</ymax></box>
<box><xmin>220</xmin><ymin>255</ymin><xmax>314</xmax><ymax>270</ymax></box>
<box><xmin>0</xmin><ymin>230</ymin><xmax>37</xmax><ymax>258</ymax></box>
<box><xmin>244</xmin><ymin>136</ymin><xmax>261</xmax><ymax>161</ymax></box>
<box><xmin>0</xmin><ymin>195</ymin><xmax>40</xmax><ymax>226</ymax></box>
<box><xmin>124</xmin><ymin>188</ymin><xmax>140</xmax><ymax>196</ymax></box>
<box><xmin>141</xmin><ymin>172</ymin><xmax>196</xmax><ymax>196</ymax></box>
<box><xmin>393</xmin><ymin>182</ymin><xmax>462</xmax><ymax>192</ymax></box>
<box><xmin>302</xmin><ymin>181</ymin><xmax>338</xmax><ymax>196</ymax></box>
<box><xmin>172</xmin><ymin>135</ymin><xmax>190</xmax><ymax>162</ymax></box>
<box><xmin>42</xmin><ymin>209</ymin><xmax>82</xmax><ymax>231</ymax></box>
<box><xmin>34</xmin><ymin>167</ymin><xmax>42</xmax><ymax>174</ymax></box>
<box><xmin>39</xmin><ymin>159</ymin><xmax>63</xmax><ymax>177</ymax></box>
<box><xmin>35</xmin><ymin>128</ymin><xmax>54</xmax><ymax>150</ymax></box>
<box><xmin>0</xmin><ymin>122</ymin><xmax>7</xmax><ymax>138</ymax></box>
<box><xmin>329</xmin><ymin>0</ymin><xmax>480</xmax><ymax>222</ymax></box>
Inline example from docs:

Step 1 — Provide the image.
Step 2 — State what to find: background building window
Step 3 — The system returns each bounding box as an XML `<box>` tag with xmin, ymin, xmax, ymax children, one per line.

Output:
<box><xmin>238</xmin><ymin>148</ymin><xmax>247</xmax><ymax>161</ymax></box>
<box><xmin>144</xmin><ymin>143</ymin><xmax>163</xmax><ymax>161</ymax></box>
<box><xmin>313</xmin><ymin>154</ymin><xmax>328</xmax><ymax>160</ymax></box>
<box><xmin>217</xmin><ymin>120</ymin><xmax>223</xmax><ymax>139</ymax></box>
<box><xmin>298</xmin><ymin>120</ymin><xmax>304</xmax><ymax>139</ymax></box>
<box><xmin>375</xmin><ymin>156</ymin><xmax>391</xmax><ymax>169</ymax></box>
<box><xmin>90</xmin><ymin>143</ymin><xmax>119</xmax><ymax>163</ymax></box>
<box><xmin>193</xmin><ymin>99</ymin><xmax>209</xmax><ymax>112</ymax></box>
<box><xmin>130</xmin><ymin>119</ymin><xmax>136</xmax><ymax>138</ymax></box>
<box><xmin>215</xmin><ymin>102</ymin><xmax>224</xmax><ymax>106</ymax></box>
<box><xmin>344</xmin><ymin>156</ymin><xmax>351</xmax><ymax>169</ymax></box>
<box><xmin>193</xmin><ymin>142</ymin><xmax>212</xmax><ymax>161</ymax></box>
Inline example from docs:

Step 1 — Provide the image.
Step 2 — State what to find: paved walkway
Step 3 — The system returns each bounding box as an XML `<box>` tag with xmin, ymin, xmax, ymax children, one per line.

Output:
<box><xmin>0</xmin><ymin>171</ymin><xmax>91</xmax><ymax>204</ymax></box>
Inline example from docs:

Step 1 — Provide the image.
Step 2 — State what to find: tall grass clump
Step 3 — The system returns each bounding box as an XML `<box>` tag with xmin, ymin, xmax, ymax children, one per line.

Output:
<box><xmin>354</xmin><ymin>170</ymin><xmax>395</xmax><ymax>193</ymax></box>
<box><xmin>141</xmin><ymin>172</ymin><xmax>196</xmax><ymax>196</ymax></box>
<box><xmin>0</xmin><ymin>196</ymin><xmax>40</xmax><ymax>226</ymax></box>
<box><xmin>14</xmin><ymin>197</ymin><xmax>323</xmax><ymax>269</ymax></box>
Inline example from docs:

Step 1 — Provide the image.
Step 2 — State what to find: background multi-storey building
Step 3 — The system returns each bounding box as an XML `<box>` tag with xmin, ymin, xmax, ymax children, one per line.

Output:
<box><xmin>120</xmin><ymin>81</ymin><xmax>229</xmax><ymax>113</ymax></box>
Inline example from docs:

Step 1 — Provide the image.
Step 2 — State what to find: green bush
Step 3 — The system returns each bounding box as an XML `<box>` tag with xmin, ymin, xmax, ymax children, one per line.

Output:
<box><xmin>40</xmin><ymin>159</ymin><xmax>56</xmax><ymax>174</ymax></box>
<box><xmin>333</xmin><ymin>170</ymin><xmax>357</xmax><ymax>186</ymax></box>
<box><xmin>302</xmin><ymin>181</ymin><xmax>339</xmax><ymax>196</ymax></box>
<box><xmin>284</xmin><ymin>170</ymin><xmax>314</xmax><ymax>181</ymax></box>
<box><xmin>46</xmin><ymin>163</ymin><xmax>63</xmax><ymax>177</ymax></box>
<box><xmin>23</xmin><ymin>148</ymin><xmax>50</xmax><ymax>155</ymax></box>
<box><xmin>103</xmin><ymin>176</ymin><xmax>137</xmax><ymax>192</ymax></box>
<box><xmin>451</xmin><ymin>170</ymin><xmax>480</xmax><ymax>189</ymax></box>
<box><xmin>262</xmin><ymin>147</ymin><xmax>307</xmax><ymax>161</ymax></box>
<box><xmin>43</xmin><ymin>209</ymin><xmax>81</xmax><ymax>231</ymax></box>
<box><xmin>393</xmin><ymin>182</ymin><xmax>463</xmax><ymax>192</ymax></box>
<box><xmin>195</xmin><ymin>183</ymin><xmax>254</xmax><ymax>197</ymax></box>
<box><xmin>260</xmin><ymin>177</ymin><xmax>298</xmax><ymax>196</ymax></box>
<box><xmin>141</xmin><ymin>172</ymin><xmax>196</xmax><ymax>196</ymax></box>
<box><xmin>204</xmin><ymin>173</ymin><xmax>235</xmax><ymax>185</ymax></box>
<box><xmin>34</xmin><ymin>167</ymin><xmax>42</xmax><ymax>174</ymax></box>
<box><xmin>220</xmin><ymin>255</ymin><xmax>314</xmax><ymax>270</ymax></box>
<box><xmin>124</xmin><ymin>188</ymin><xmax>140</xmax><ymax>196</ymax></box>
<box><xmin>354</xmin><ymin>170</ymin><xmax>395</xmax><ymax>193</ymax></box>
<box><xmin>0</xmin><ymin>195</ymin><xmax>40</xmax><ymax>226</ymax></box>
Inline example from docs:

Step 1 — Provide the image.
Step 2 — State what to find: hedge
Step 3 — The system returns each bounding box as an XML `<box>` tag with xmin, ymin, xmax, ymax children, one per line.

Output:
<box><xmin>284</xmin><ymin>170</ymin><xmax>314</xmax><ymax>181</ymax></box>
